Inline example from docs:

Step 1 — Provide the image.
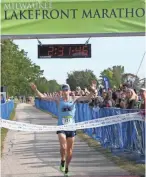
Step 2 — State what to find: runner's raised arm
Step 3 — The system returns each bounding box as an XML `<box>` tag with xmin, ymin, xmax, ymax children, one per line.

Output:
<box><xmin>30</xmin><ymin>83</ymin><xmax>50</xmax><ymax>100</ymax></box>
<box><xmin>30</xmin><ymin>83</ymin><xmax>60</xmax><ymax>104</ymax></box>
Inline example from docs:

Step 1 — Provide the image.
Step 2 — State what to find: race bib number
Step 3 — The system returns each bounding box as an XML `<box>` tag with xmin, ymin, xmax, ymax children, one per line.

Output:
<box><xmin>62</xmin><ymin>116</ymin><xmax>73</xmax><ymax>125</ymax></box>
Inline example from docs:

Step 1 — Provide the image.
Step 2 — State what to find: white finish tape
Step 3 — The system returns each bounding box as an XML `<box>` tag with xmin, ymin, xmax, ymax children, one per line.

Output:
<box><xmin>0</xmin><ymin>113</ymin><xmax>144</xmax><ymax>132</ymax></box>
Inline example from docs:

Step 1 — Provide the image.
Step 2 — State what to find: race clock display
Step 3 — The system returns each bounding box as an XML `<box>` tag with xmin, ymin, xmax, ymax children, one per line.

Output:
<box><xmin>38</xmin><ymin>44</ymin><xmax>91</xmax><ymax>58</ymax></box>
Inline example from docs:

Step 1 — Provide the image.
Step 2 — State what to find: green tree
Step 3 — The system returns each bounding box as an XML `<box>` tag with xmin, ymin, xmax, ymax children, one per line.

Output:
<box><xmin>100</xmin><ymin>65</ymin><xmax>124</xmax><ymax>88</ymax></box>
<box><xmin>1</xmin><ymin>40</ymin><xmax>50</xmax><ymax>96</ymax></box>
<box><xmin>66</xmin><ymin>69</ymin><xmax>98</xmax><ymax>90</ymax></box>
<box><xmin>35</xmin><ymin>77</ymin><xmax>49</xmax><ymax>93</ymax></box>
<box><xmin>113</xmin><ymin>65</ymin><xmax>124</xmax><ymax>87</ymax></box>
<box><xmin>34</xmin><ymin>78</ymin><xmax>60</xmax><ymax>93</ymax></box>
<box><xmin>48</xmin><ymin>80</ymin><xmax>61</xmax><ymax>92</ymax></box>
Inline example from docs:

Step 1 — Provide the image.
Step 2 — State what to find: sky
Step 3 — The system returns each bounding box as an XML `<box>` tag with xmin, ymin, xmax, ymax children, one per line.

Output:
<box><xmin>14</xmin><ymin>37</ymin><xmax>146</xmax><ymax>85</ymax></box>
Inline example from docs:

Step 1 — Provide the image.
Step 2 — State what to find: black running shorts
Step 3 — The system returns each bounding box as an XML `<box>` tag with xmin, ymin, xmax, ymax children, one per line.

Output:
<box><xmin>56</xmin><ymin>131</ymin><xmax>76</xmax><ymax>138</ymax></box>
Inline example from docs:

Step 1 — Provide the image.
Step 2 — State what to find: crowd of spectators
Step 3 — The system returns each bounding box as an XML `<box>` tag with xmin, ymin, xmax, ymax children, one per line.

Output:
<box><xmin>0</xmin><ymin>94</ymin><xmax>32</xmax><ymax>104</ymax></box>
<box><xmin>3</xmin><ymin>83</ymin><xmax>145</xmax><ymax>111</ymax></box>
<box><xmin>42</xmin><ymin>83</ymin><xmax>146</xmax><ymax>110</ymax></box>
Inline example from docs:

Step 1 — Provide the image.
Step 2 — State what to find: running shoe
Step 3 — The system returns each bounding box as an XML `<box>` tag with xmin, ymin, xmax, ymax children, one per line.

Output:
<box><xmin>64</xmin><ymin>167</ymin><xmax>69</xmax><ymax>176</ymax></box>
<box><xmin>60</xmin><ymin>161</ymin><xmax>65</xmax><ymax>172</ymax></box>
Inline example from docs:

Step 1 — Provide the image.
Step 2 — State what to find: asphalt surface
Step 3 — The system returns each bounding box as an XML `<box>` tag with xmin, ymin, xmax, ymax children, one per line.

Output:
<box><xmin>1</xmin><ymin>103</ymin><xmax>130</xmax><ymax>177</ymax></box>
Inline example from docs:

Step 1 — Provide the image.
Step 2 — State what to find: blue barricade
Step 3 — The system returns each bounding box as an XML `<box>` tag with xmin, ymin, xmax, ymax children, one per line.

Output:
<box><xmin>1</xmin><ymin>101</ymin><xmax>14</xmax><ymax>120</ymax></box>
<box><xmin>35</xmin><ymin>98</ymin><xmax>145</xmax><ymax>162</ymax></box>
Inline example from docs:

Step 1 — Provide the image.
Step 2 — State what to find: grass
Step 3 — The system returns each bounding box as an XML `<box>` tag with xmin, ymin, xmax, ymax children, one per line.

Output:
<box><xmin>77</xmin><ymin>130</ymin><xmax>145</xmax><ymax>177</ymax></box>
<box><xmin>1</xmin><ymin>103</ymin><xmax>17</xmax><ymax>155</ymax></box>
<box><xmin>36</xmin><ymin>107</ymin><xmax>145</xmax><ymax>177</ymax></box>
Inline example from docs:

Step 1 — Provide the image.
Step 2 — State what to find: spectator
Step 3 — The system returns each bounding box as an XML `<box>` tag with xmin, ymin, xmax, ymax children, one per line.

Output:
<box><xmin>89</xmin><ymin>90</ymin><xmax>103</xmax><ymax>108</ymax></box>
<box><xmin>108</xmin><ymin>88</ymin><xmax>112</xmax><ymax>98</ymax></box>
<box><xmin>75</xmin><ymin>86</ymin><xmax>82</xmax><ymax>96</ymax></box>
<box><xmin>134</xmin><ymin>88</ymin><xmax>137</xmax><ymax>94</ymax></box>
<box><xmin>140</xmin><ymin>88</ymin><xmax>146</xmax><ymax>109</ymax></box>
<box><xmin>114</xmin><ymin>90</ymin><xmax>123</xmax><ymax>108</ymax></box>
<box><xmin>99</xmin><ymin>86</ymin><xmax>103</xmax><ymax>96</ymax></box>
<box><xmin>7</xmin><ymin>97</ymin><xmax>11</xmax><ymax>101</ymax></box>
<box><xmin>81</xmin><ymin>90</ymin><xmax>85</xmax><ymax>96</ymax></box>
<box><xmin>82</xmin><ymin>88</ymin><xmax>90</xmax><ymax>96</ymax></box>
<box><xmin>122</xmin><ymin>83</ymin><xmax>129</xmax><ymax>92</ymax></box>
<box><xmin>112</xmin><ymin>89</ymin><xmax>118</xmax><ymax>104</ymax></box>
<box><xmin>119</xmin><ymin>92</ymin><xmax>126</xmax><ymax>108</ymax></box>
<box><xmin>102</xmin><ymin>93</ymin><xmax>113</xmax><ymax>108</ymax></box>
<box><xmin>102</xmin><ymin>90</ymin><xmax>107</xmax><ymax>99</ymax></box>
<box><xmin>1</xmin><ymin>94</ymin><xmax>5</xmax><ymax>103</ymax></box>
<box><xmin>21</xmin><ymin>96</ymin><xmax>24</xmax><ymax>103</ymax></box>
<box><xmin>126</xmin><ymin>89</ymin><xmax>138</xmax><ymax>109</ymax></box>
<box><xmin>70</xmin><ymin>91</ymin><xmax>75</xmax><ymax>97</ymax></box>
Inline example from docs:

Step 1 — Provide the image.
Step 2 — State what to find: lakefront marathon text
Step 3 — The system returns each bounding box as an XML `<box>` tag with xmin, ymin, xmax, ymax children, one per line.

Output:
<box><xmin>3</xmin><ymin>2</ymin><xmax>145</xmax><ymax>20</ymax></box>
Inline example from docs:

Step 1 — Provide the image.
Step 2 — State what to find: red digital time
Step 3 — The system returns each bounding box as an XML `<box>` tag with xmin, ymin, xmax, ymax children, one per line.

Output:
<box><xmin>48</xmin><ymin>46</ymin><xmax>54</xmax><ymax>56</ymax></box>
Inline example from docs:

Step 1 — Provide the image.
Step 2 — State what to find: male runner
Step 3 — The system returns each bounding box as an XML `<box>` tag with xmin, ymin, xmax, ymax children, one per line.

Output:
<box><xmin>30</xmin><ymin>81</ymin><xmax>97</xmax><ymax>176</ymax></box>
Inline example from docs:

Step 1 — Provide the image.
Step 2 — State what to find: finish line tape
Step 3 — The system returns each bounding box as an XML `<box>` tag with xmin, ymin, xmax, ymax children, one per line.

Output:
<box><xmin>0</xmin><ymin>113</ymin><xmax>144</xmax><ymax>132</ymax></box>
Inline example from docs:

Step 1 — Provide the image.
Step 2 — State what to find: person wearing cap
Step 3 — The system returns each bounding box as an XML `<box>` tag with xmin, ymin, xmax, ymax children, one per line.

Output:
<box><xmin>30</xmin><ymin>81</ymin><xmax>97</xmax><ymax>176</ymax></box>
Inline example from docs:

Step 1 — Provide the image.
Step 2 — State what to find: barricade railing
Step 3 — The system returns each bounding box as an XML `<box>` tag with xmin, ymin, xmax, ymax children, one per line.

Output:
<box><xmin>35</xmin><ymin>98</ymin><xmax>145</xmax><ymax>162</ymax></box>
<box><xmin>1</xmin><ymin>101</ymin><xmax>14</xmax><ymax>120</ymax></box>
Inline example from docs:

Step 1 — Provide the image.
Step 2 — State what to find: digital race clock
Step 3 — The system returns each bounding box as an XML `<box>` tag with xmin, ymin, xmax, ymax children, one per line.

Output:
<box><xmin>38</xmin><ymin>44</ymin><xmax>91</xmax><ymax>58</ymax></box>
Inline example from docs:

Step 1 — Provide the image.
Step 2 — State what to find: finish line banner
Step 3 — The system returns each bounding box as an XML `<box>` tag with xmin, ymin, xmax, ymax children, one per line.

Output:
<box><xmin>1</xmin><ymin>0</ymin><xmax>145</xmax><ymax>38</ymax></box>
<box><xmin>0</xmin><ymin>113</ymin><xmax>144</xmax><ymax>132</ymax></box>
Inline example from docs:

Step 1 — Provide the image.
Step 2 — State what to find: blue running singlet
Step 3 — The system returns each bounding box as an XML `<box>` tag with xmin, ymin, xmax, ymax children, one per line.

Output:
<box><xmin>57</xmin><ymin>98</ymin><xmax>76</xmax><ymax>126</ymax></box>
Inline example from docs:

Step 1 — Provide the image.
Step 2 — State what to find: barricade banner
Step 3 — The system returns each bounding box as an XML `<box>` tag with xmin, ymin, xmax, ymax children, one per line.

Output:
<box><xmin>1</xmin><ymin>101</ymin><xmax>14</xmax><ymax>120</ymax></box>
<box><xmin>0</xmin><ymin>112</ymin><xmax>144</xmax><ymax>132</ymax></box>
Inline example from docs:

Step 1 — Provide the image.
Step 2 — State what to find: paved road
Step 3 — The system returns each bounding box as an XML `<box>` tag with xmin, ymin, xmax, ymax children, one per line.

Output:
<box><xmin>1</xmin><ymin>103</ymin><xmax>129</xmax><ymax>177</ymax></box>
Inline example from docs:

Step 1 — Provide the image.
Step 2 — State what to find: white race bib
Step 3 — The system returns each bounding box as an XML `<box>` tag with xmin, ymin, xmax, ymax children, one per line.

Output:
<box><xmin>62</xmin><ymin>116</ymin><xmax>73</xmax><ymax>125</ymax></box>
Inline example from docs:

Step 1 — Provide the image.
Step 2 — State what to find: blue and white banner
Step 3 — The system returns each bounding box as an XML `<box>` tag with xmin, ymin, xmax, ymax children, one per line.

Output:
<box><xmin>103</xmin><ymin>76</ymin><xmax>110</xmax><ymax>90</ymax></box>
<box><xmin>0</xmin><ymin>113</ymin><xmax>144</xmax><ymax>132</ymax></box>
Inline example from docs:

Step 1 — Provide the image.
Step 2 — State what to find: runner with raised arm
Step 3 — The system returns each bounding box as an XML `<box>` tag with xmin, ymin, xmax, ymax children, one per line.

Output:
<box><xmin>30</xmin><ymin>81</ymin><xmax>97</xmax><ymax>176</ymax></box>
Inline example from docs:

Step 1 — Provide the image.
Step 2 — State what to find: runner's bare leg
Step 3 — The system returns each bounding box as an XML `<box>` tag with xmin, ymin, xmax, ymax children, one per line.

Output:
<box><xmin>58</xmin><ymin>133</ymin><xmax>67</xmax><ymax>161</ymax></box>
<box><xmin>66</xmin><ymin>137</ymin><xmax>75</xmax><ymax>168</ymax></box>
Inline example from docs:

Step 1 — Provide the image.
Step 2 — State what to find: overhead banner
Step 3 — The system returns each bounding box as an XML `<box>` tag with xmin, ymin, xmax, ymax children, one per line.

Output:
<box><xmin>1</xmin><ymin>0</ymin><xmax>145</xmax><ymax>39</ymax></box>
